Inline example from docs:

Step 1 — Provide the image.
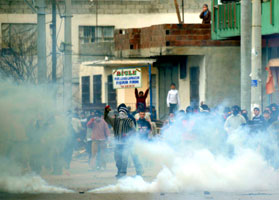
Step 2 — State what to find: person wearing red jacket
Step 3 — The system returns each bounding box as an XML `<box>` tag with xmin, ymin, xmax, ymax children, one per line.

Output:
<box><xmin>135</xmin><ymin>88</ymin><xmax>149</xmax><ymax>110</ymax></box>
<box><xmin>87</xmin><ymin>112</ymin><xmax>110</xmax><ymax>170</ymax></box>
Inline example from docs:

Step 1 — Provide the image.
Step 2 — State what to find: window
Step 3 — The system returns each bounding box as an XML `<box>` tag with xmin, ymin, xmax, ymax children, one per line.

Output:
<box><xmin>82</xmin><ymin>76</ymin><xmax>90</xmax><ymax>105</ymax></box>
<box><xmin>79</xmin><ymin>26</ymin><xmax>114</xmax><ymax>44</ymax></box>
<box><xmin>107</xmin><ymin>75</ymin><xmax>117</xmax><ymax>108</ymax></box>
<box><xmin>180</xmin><ymin>57</ymin><xmax>188</xmax><ymax>79</ymax></box>
<box><xmin>93</xmin><ymin>75</ymin><xmax>102</xmax><ymax>104</ymax></box>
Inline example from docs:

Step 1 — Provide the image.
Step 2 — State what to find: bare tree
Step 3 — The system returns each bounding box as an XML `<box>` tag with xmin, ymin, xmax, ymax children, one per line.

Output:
<box><xmin>0</xmin><ymin>23</ymin><xmax>37</xmax><ymax>83</ymax></box>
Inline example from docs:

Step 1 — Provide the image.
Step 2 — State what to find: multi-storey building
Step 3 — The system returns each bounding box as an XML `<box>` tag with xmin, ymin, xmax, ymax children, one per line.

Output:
<box><xmin>212</xmin><ymin>0</ymin><xmax>279</xmax><ymax>109</ymax></box>
<box><xmin>0</xmin><ymin>0</ymin><xmax>210</xmax><ymax>110</ymax></box>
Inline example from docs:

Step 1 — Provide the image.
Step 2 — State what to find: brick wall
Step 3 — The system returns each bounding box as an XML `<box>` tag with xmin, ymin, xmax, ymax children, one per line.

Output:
<box><xmin>114</xmin><ymin>28</ymin><xmax>141</xmax><ymax>50</ymax></box>
<box><xmin>115</xmin><ymin>24</ymin><xmax>240</xmax><ymax>50</ymax></box>
<box><xmin>0</xmin><ymin>0</ymin><xmax>210</xmax><ymax>14</ymax></box>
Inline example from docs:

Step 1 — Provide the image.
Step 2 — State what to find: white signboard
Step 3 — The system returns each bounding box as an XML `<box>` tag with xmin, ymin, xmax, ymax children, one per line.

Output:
<box><xmin>112</xmin><ymin>68</ymin><xmax>142</xmax><ymax>89</ymax></box>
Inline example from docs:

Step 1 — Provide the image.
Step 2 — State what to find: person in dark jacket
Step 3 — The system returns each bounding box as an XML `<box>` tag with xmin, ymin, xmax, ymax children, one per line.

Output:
<box><xmin>136</xmin><ymin>111</ymin><xmax>152</xmax><ymax>140</ymax></box>
<box><xmin>250</xmin><ymin>107</ymin><xmax>264</xmax><ymax>133</ymax></box>
<box><xmin>63</xmin><ymin>111</ymin><xmax>75</xmax><ymax>170</ymax></box>
<box><xmin>263</xmin><ymin>110</ymin><xmax>272</xmax><ymax>129</ymax></box>
<box><xmin>135</xmin><ymin>88</ymin><xmax>149</xmax><ymax>110</ymax></box>
<box><xmin>241</xmin><ymin>109</ymin><xmax>249</xmax><ymax>123</ymax></box>
<box><xmin>270</xmin><ymin>103</ymin><xmax>279</xmax><ymax>123</ymax></box>
<box><xmin>186</xmin><ymin>106</ymin><xmax>194</xmax><ymax>115</ymax></box>
<box><xmin>199</xmin><ymin>4</ymin><xmax>211</xmax><ymax>24</ymax></box>
<box><xmin>104</xmin><ymin>104</ymin><xmax>142</xmax><ymax>178</ymax></box>
<box><xmin>251</xmin><ymin>107</ymin><xmax>264</xmax><ymax>126</ymax></box>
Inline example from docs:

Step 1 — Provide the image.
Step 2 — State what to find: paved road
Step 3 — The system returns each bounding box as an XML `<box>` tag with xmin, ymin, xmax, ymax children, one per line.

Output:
<box><xmin>1</xmin><ymin>157</ymin><xmax>279</xmax><ymax>200</ymax></box>
<box><xmin>2</xmin><ymin>191</ymin><xmax>279</xmax><ymax>200</ymax></box>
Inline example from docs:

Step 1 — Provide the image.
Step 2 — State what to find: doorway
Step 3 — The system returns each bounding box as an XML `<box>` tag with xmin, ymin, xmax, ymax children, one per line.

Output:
<box><xmin>190</xmin><ymin>67</ymin><xmax>200</xmax><ymax>105</ymax></box>
<box><xmin>158</xmin><ymin>65</ymin><xmax>179</xmax><ymax>119</ymax></box>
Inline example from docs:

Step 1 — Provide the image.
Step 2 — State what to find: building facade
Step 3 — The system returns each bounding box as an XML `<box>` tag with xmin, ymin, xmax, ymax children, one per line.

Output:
<box><xmin>0</xmin><ymin>0</ymin><xmax>210</xmax><ymax>108</ymax></box>
<box><xmin>211</xmin><ymin>0</ymin><xmax>279</xmax><ymax>109</ymax></box>
<box><xmin>112</xmin><ymin>24</ymin><xmax>240</xmax><ymax>118</ymax></box>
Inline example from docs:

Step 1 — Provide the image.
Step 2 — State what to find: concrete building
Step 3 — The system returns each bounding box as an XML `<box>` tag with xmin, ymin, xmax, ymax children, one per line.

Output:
<box><xmin>112</xmin><ymin>24</ymin><xmax>240</xmax><ymax>118</ymax></box>
<box><xmin>0</xmin><ymin>0</ymin><xmax>210</xmax><ymax>108</ymax></box>
<box><xmin>211</xmin><ymin>0</ymin><xmax>279</xmax><ymax>110</ymax></box>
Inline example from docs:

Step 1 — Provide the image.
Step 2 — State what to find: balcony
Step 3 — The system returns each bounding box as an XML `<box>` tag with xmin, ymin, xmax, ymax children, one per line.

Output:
<box><xmin>211</xmin><ymin>0</ymin><xmax>279</xmax><ymax>40</ymax></box>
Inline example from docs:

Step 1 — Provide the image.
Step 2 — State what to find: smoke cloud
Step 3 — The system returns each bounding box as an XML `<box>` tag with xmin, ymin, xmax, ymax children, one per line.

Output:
<box><xmin>0</xmin><ymin>77</ymin><xmax>72</xmax><ymax>193</ymax></box>
<box><xmin>92</xmin><ymin>112</ymin><xmax>279</xmax><ymax>193</ymax></box>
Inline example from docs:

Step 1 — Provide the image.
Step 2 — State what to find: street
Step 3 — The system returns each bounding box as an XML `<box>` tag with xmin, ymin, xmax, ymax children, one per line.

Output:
<box><xmin>1</xmin><ymin>156</ymin><xmax>279</xmax><ymax>200</ymax></box>
<box><xmin>1</xmin><ymin>0</ymin><xmax>279</xmax><ymax>199</ymax></box>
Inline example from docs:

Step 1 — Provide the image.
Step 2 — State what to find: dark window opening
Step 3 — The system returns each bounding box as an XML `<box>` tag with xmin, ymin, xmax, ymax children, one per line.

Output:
<box><xmin>107</xmin><ymin>75</ymin><xmax>117</xmax><ymax>108</ymax></box>
<box><xmin>79</xmin><ymin>26</ymin><xmax>114</xmax><ymax>44</ymax></box>
<box><xmin>180</xmin><ymin>57</ymin><xmax>188</xmax><ymax>79</ymax></box>
<box><xmin>93</xmin><ymin>75</ymin><xmax>102</xmax><ymax>104</ymax></box>
<box><xmin>190</xmin><ymin>67</ymin><xmax>200</xmax><ymax>105</ymax></box>
<box><xmin>82</xmin><ymin>76</ymin><xmax>90</xmax><ymax>105</ymax></box>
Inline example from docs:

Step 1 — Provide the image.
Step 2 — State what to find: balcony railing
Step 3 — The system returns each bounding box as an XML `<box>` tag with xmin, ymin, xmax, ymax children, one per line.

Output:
<box><xmin>211</xmin><ymin>0</ymin><xmax>278</xmax><ymax>40</ymax></box>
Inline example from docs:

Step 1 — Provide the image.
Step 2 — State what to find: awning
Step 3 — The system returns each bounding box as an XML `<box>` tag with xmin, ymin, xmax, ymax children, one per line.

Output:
<box><xmin>82</xmin><ymin>59</ymin><xmax>156</xmax><ymax>67</ymax></box>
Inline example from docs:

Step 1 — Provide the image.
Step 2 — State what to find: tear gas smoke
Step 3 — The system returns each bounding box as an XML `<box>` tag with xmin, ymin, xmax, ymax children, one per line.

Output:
<box><xmin>0</xmin><ymin>160</ymin><xmax>73</xmax><ymax>194</ymax></box>
<box><xmin>92</xmin><ymin>112</ymin><xmax>279</xmax><ymax>193</ymax></box>
<box><xmin>0</xmin><ymin>78</ymin><xmax>72</xmax><ymax>193</ymax></box>
<box><xmin>0</xmin><ymin>175</ymin><xmax>72</xmax><ymax>194</ymax></box>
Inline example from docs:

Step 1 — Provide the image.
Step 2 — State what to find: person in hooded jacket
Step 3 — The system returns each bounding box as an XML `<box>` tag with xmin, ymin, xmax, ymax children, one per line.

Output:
<box><xmin>104</xmin><ymin>104</ymin><xmax>143</xmax><ymax>178</ymax></box>
<box><xmin>119</xmin><ymin>103</ymin><xmax>136</xmax><ymax>126</ymax></box>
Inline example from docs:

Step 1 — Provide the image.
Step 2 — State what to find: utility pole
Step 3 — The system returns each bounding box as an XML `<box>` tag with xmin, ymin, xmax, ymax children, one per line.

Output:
<box><xmin>251</xmin><ymin>0</ymin><xmax>262</xmax><ymax>111</ymax></box>
<box><xmin>36</xmin><ymin>0</ymin><xmax>47</xmax><ymax>83</ymax></box>
<box><xmin>51</xmin><ymin>0</ymin><xmax>57</xmax><ymax>82</ymax></box>
<box><xmin>181</xmin><ymin>0</ymin><xmax>184</xmax><ymax>23</ymax></box>
<box><xmin>95</xmin><ymin>0</ymin><xmax>98</xmax><ymax>42</ymax></box>
<box><xmin>240</xmin><ymin>0</ymin><xmax>252</xmax><ymax>114</ymax></box>
<box><xmin>64</xmin><ymin>0</ymin><xmax>72</xmax><ymax>111</ymax></box>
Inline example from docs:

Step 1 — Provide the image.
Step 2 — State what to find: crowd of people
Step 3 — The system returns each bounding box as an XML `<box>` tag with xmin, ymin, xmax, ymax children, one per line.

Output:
<box><xmin>67</xmin><ymin>82</ymin><xmax>279</xmax><ymax>179</ymax></box>
<box><xmin>163</xmin><ymin>96</ymin><xmax>279</xmax><ymax>134</ymax></box>
<box><xmin>67</xmin><ymin>89</ymin><xmax>158</xmax><ymax>177</ymax></box>
<box><xmin>165</xmin><ymin>82</ymin><xmax>279</xmax><ymax>134</ymax></box>
<box><xmin>223</xmin><ymin>103</ymin><xmax>279</xmax><ymax>133</ymax></box>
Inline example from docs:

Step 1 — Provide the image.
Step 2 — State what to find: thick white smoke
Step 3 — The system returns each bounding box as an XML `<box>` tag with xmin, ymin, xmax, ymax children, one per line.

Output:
<box><xmin>0</xmin><ymin>158</ymin><xmax>73</xmax><ymax>193</ymax></box>
<box><xmin>92</xmin><ymin>112</ymin><xmax>279</xmax><ymax>193</ymax></box>
<box><xmin>0</xmin><ymin>174</ymin><xmax>73</xmax><ymax>194</ymax></box>
<box><xmin>0</xmin><ymin>78</ymin><xmax>72</xmax><ymax>193</ymax></box>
